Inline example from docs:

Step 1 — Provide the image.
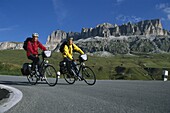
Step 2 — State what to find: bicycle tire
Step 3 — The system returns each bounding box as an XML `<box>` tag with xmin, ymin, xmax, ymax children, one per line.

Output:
<box><xmin>27</xmin><ymin>73</ymin><xmax>38</xmax><ymax>85</ymax></box>
<box><xmin>82</xmin><ymin>66</ymin><xmax>96</xmax><ymax>85</ymax></box>
<box><xmin>63</xmin><ymin>72</ymin><xmax>76</xmax><ymax>84</ymax></box>
<box><xmin>44</xmin><ymin>65</ymin><xmax>58</xmax><ymax>86</ymax></box>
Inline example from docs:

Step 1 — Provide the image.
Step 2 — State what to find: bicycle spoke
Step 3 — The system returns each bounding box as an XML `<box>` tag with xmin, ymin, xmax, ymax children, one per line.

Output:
<box><xmin>82</xmin><ymin>66</ymin><xmax>96</xmax><ymax>85</ymax></box>
<box><xmin>63</xmin><ymin>73</ymin><xmax>75</xmax><ymax>84</ymax></box>
<box><xmin>27</xmin><ymin>74</ymin><xmax>38</xmax><ymax>85</ymax></box>
<box><xmin>44</xmin><ymin>65</ymin><xmax>58</xmax><ymax>86</ymax></box>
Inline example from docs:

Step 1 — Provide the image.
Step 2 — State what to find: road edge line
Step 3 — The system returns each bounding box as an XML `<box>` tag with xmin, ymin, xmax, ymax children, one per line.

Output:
<box><xmin>0</xmin><ymin>84</ymin><xmax>23</xmax><ymax>113</ymax></box>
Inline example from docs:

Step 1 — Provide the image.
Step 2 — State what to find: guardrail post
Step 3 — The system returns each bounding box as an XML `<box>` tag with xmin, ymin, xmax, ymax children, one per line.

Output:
<box><xmin>162</xmin><ymin>70</ymin><xmax>168</xmax><ymax>81</ymax></box>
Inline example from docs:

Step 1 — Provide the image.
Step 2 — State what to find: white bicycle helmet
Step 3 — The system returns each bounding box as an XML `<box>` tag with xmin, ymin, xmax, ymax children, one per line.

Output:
<box><xmin>32</xmin><ymin>33</ymin><xmax>39</xmax><ymax>37</ymax></box>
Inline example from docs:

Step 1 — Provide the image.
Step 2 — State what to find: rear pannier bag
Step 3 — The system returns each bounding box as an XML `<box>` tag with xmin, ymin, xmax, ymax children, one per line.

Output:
<box><xmin>59</xmin><ymin>61</ymin><xmax>67</xmax><ymax>74</ymax></box>
<box><xmin>21</xmin><ymin>63</ymin><xmax>30</xmax><ymax>75</ymax></box>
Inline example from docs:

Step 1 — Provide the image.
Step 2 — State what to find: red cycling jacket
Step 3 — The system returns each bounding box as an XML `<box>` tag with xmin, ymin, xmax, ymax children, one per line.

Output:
<box><xmin>27</xmin><ymin>40</ymin><xmax>47</xmax><ymax>57</ymax></box>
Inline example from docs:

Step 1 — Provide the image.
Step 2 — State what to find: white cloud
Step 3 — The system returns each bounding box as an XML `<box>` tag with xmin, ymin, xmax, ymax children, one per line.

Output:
<box><xmin>163</xmin><ymin>7</ymin><xmax>170</xmax><ymax>13</ymax></box>
<box><xmin>116</xmin><ymin>15</ymin><xmax>142</xmax><ymax>23</ymax></box>
<box><xmin>117</xmin><ymin>0</ymin><xmax>124</xmax><ymax>3</ymax></box>
<box><xmin>0</xmin><ymin>27</ymin><xmax>12</xmax><ymax>31</ymax></box>
<box><xmin>156</xmin><ymin>3</ymin><xmax>170</xmax><ymax>20</ymax></box>
<box><xmin>168</xmin><ymin>14</ymin><xmax>170</xmax><ymax>20</ymax></box>
<box><xmin>115</xmin><ymin>0</ymin><xmax>125</xmax><ymax>5</ymax></box>
<box><xmin>161</xmin><ymin>17</ymin><xmax>166</xmax><ymax>21</ymax></box>
<box><xmin>0</xmin><ymin>25</ymin><xmax>18</xmax><ymax>32</ymax></box>
<box><xmin>156</xmin><ymin>3</ymin><xmax>168</xmax><ymax>9</ymax></box>
<box><xmin>52</xmin><ymin>0</ymin><xmax>67</xmax><ymax>25</ymax></box>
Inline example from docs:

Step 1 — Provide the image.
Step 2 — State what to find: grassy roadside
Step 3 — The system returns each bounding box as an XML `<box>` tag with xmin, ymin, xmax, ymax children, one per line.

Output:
<box><xmin>0</xmin><ymin>50</ymin><xmax>170</xmax><ymax>80</ymax></box>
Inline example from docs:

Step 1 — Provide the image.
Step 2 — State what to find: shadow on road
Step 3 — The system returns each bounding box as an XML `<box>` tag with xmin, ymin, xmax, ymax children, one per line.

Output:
<box><xmin>0</xmin><ymin>80</ymin><xmax>70</xmax><ymax>86</ymax></box>
<box><xmin>0</xmin><ymin>80</ymin><xmax>30</xmax><ymax>86</ymax></box>
<box><xmin>57</xmin><ymin>83</ymin><xmax>71</xmax><ymax>85</ymax></box>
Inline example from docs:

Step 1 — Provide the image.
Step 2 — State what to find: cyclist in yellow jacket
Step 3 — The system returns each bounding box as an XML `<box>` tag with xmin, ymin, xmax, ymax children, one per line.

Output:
<box><xmin>63</xmin><ymin>37</ymin><xmax>84</xmax><ymax>75</ymax></box>
<box><xmin>63</xmin><ymin>37</ymin><xmax>84</xmax><ymax>60</ymax></box>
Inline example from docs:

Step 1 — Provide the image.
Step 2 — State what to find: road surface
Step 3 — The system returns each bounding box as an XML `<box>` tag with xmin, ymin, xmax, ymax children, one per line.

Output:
<box><xmin>0</xmin><ymin>75</ymin><xmax>170</xmax><ymax>113</ymax></box>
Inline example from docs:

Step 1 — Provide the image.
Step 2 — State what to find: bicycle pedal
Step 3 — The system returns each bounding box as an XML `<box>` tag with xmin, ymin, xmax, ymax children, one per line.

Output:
<box><xmin>75</xmin><ymin>77</ymin><xmax>78</xmax><ymax>81</ymax></box>
<box><xmin>41</xmin><ymin>77</ymin><xmax>47</xmax><ymax>81</ymax></box>
<box><xmin>37</xmin><ymin>78</ymin><xmax>40</xmax><ymax>81</ymax></box>
<box><xmin>78</xmin><ymin>77</ymin><xmax>83</xmax><ymax>81</ymax></box>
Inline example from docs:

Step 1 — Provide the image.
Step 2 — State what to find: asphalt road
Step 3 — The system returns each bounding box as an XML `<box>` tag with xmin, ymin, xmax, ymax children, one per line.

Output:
<box><xmin>0</xmin><ymin>75</ymin><xmax>170</xmax><ymax>113</ymax></box>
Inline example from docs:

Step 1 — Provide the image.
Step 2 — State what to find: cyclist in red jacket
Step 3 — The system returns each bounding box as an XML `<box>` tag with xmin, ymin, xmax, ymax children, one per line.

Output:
<box><xmin>27</xmin><ymin>33</ymin><xmax>47</xmax><ymax>72</ymax></box>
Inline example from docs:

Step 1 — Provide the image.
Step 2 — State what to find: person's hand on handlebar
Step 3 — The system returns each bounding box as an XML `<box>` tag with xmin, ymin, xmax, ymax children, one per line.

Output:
<box><xmin>72</xmin><ymin>59</ymin><xmax>79</xmax><ymax>62</ymax></box>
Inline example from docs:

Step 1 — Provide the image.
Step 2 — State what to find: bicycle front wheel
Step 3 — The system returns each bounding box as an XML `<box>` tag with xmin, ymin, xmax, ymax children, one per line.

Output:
<box><xmin>82</xmin><ymin>66</ymin><xmax>96</xmax><ymax>85</ymax></box>
<box><xmin>44</xmin><ymin>65</ymin><xmax>58</xmax><ymax>86</ymax></box>
<box><xmin>27</xmin><ymin>73</ymin><xmax>38</xmax><ymax>85</ymax></box>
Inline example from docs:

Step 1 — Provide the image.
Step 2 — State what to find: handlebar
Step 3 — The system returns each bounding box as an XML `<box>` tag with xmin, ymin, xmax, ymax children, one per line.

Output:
<box><xmin>73</xmin><ymin>54</ymin><xmax>88</xmax><ymax>63</ymax></box>
<box><xmin>74</xmin><ymin>59</ymin><xmax>79</xmax><ymax>62</ymax></box>
<box><xmin>38</xmin><ymin>53</ymin><xmax>42</xmax><ymax>56</ymax></box>
<box><xmin>37</xmin><ymin>51</ymin><xmax>52</xmax><ymax>58</ymax></box>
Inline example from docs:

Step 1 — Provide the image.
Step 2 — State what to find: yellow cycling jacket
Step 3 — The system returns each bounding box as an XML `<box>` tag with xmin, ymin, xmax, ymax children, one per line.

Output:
<box><xmin>63</xmin><ymin>43</ymin><xmax>84</xmax><ymax>60</ymax></box>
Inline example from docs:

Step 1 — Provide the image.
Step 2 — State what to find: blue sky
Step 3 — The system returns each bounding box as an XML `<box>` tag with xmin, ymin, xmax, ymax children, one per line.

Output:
<box><xmin>0</xmin><ymin>0</ymin><xmax>170</xmax><ymax>44</ymax></box>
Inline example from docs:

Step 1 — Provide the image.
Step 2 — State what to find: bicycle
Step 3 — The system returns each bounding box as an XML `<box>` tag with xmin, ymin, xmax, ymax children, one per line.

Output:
<box><xmin>21</xmin><ymin>51</ymin><xmax>58</xmax><ymax>86</ymax></box>
<box><xmin>60</xmin><ymin>54</ymin><xmax>96</xmax><ymax>85</ymax></box>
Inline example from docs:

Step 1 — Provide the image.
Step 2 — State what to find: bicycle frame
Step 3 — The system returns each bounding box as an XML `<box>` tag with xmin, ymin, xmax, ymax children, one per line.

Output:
<box><xmin>26</xmin><ymin>51</ymin><xmax>58</xmax><ymax>86</ymax></box>
<box><xmin>37</xmin><ymin>54</ymin><xmax>49</xmax><ymax>75</ymax></box>
<box><xmin>72</xmin><ymin>61</ymin><xmax>85</xmax><ymax>78</ymax></box>
<box><xmin>63</xmin><ymin>54</ymin><xmax>96</xmax><ymax>85</ymax></box>
<box><xmin>29</xmin><ymin>53</ymin><xmax>48</xmax><ymax>76</ymax></box>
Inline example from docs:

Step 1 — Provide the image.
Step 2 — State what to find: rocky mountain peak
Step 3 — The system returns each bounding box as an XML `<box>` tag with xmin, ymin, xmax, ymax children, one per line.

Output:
<box><xmin>45</xmin><ymin>30</ymin><xmax>67</xmax><ymax>50</ymax></box>
<box><xmin>96</xmin><ymin>23</ymin><xmax>114</xmax><ymax>28</ymax></box>
<box><xmin>45</xmin><ymin>19</ymin><xmax>170</xmax><ymax>50</ymax></box>
<box><xmin>0</xmin><ymin>19</ymin><xmax>170</xmax><ymax>55</ymax></box>
<box><xmin>136</xmin><ymin>19</ymin><xmax>164</xmax><ymax>35</ymax></box>
<box><xmin>0</xmin><ymin>42</ymin><xmax>23</xmax><ymax>50</ymax></box>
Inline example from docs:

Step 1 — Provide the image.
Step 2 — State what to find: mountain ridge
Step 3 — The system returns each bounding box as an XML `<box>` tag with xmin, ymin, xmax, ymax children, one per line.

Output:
<box><xmin>1</xmin><ymin>19</ymin><xmax>170</xmax><ymax>54</ymax></box>
<box><xmin>46</xmin><ymin>19</ymin><xmax>170</xmax><ymax>54</ymax></box>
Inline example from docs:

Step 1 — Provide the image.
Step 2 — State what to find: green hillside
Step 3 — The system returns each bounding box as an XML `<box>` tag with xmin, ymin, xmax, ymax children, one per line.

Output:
<box><xmin>0</xmin><ymin>50</ymin><xmax>170</xmax><ymax>80</ymax></box>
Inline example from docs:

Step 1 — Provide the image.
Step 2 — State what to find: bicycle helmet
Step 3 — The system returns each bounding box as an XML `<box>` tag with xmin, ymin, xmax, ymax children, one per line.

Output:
<box><xmin>32</xmin><ymin>33</ymin><xmax>39</xmax><ymax>37</ymax></box>
<box><xmin>67</xmin><ymin>37</ymin><xmax>73</xmax><ymax>40</ymax></box>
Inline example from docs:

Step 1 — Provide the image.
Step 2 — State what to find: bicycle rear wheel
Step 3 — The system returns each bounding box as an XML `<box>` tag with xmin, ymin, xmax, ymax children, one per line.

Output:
<box><xmin>27</xmin><ymin>73</ymin><xmax>38</xmax><ymax>85</ymax></box>
<box><xmin>82</xmin><ymin>66</ymin><xmax>96</xmax><ymax>85</ymax></box>
<box><xmin>63</xmin><ymin>72</ymin><xmax>76</xmax><ymax>84</ymax></box>
<box><xmin>44</xmin><ymin>65</ymin><xmax>58</xmax><ymax>86</ymax></box>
